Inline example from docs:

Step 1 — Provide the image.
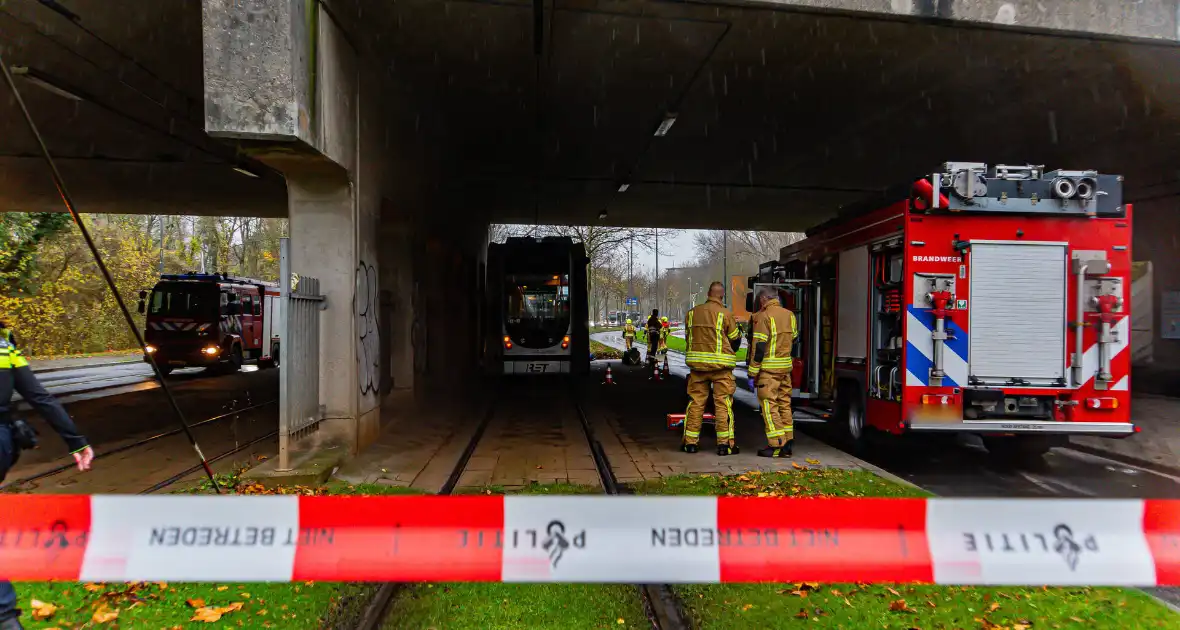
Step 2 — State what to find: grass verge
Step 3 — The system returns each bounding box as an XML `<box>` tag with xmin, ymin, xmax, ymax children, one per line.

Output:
<box><xmin>18</xmin><ymin>472</ymin><xmax>421</xmax><ymax>629</ymax></box>
<box><xmin>591</xmin><ymin>339</ymin><xmax>622</xmax><ymax>360</ymax></box>
<box><xmin>632</xmin><ymin>468</ymin><xmax>1177</xmax><ymax>629</ymax></box>
<box><xmin>384</xmin><ymin>482</ymin><xmax>650</xmax><ymax>629</ymax></box>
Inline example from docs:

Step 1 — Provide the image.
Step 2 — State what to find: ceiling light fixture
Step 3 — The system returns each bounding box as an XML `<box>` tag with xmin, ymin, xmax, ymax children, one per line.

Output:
<box><xmin>617</xmin><ymin>183</ymin><xmax>630</xmax><ymax>193</ymax></box>
<box><xmin>653</xmin><ymin>113</ymin><xmax>677</xmax><ymax>137</ymax></box>
<box><xmin>10</xmin><ymin>66</ymin><xmax>84</xmax><ymax>101</ymax></box>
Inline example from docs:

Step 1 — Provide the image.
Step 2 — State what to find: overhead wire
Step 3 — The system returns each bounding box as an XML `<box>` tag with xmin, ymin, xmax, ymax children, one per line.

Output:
<box><xmin>0</xmin><ymin>52</ymin><xmax>223</xmax><ymax>494</ymax></box>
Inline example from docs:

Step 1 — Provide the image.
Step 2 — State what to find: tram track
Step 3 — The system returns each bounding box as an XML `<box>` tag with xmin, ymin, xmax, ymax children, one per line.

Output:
<box><xmin>358</xmin><ymin>381</ymin><xmax>689</xmax><ymax>630</ymax></box>
<box><xmin>0</xmin><ymin>399</ymin><xmax>278</xmax><ymax>493</ymax></box>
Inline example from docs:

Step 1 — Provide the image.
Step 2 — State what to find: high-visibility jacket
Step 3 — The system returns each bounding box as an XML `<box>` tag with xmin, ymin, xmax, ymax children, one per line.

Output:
<box><xmin>685</xmin><ymin>297</ymin><xmax>741</xmax><ymax>370</ymax></box>
<box><xmin>748</xmin><ymin>299</ymin><xmax>796</xmax><ymax>377</ymax></box>
<box><xmin>658</xmin><ymin>325</ymin><xmax>669</xmax><ymax>351</ymax></box>
<box><xmin>0</xmin><ymin>327</ymin><xmax>29</xmax><ymax>370</ymax></box>
<box><xmin>623</xmin><ymin>324</ymin><xmax>636</xmax><ymax>339</ymax></box>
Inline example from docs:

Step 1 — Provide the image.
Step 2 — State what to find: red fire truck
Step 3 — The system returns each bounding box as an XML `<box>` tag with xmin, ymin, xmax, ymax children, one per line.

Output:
<box><xmin>767</xmin><ymin>162</ymin><xmax>1134</xmax><ymax>459</ymax></box>
<box><xmin>137</xmin><ymin>273</ymin><xmax>282</xmax><ymax>375</ymax></box>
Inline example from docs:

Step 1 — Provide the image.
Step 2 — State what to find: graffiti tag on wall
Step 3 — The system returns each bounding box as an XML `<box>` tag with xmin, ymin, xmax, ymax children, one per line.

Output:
<box><xmin>356</xmin><ymin>260</ymin><xmax>380</xmax><ymax>399</ymax></box>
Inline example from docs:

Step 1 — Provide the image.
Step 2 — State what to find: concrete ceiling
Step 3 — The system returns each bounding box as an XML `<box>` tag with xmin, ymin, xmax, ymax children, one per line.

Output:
<box><xmin>4</xmin><ymin>0</ymin><xmax>1180</xmax><ymax>229</ymax></box>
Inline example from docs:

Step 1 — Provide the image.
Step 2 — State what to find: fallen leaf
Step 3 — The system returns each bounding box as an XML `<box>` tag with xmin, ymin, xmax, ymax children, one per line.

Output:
<box><xmin>186</xmin><ymin>598</ymin><xmax>206</xmax><ymax>608</ymax></box>
<box><xmin>241</xmin><ymin>592</ymin><xmax>251</xmax><ymax>598</ymax></box>
<box><xmin>843</xmin><ymin>598</ymin><xmax>852</xmax><ymax>607</ymax></box>
<box><xmin>756</xmin><ymin>492</ymin><xmax>769</xmax><ymax>498</ymax></box>
<box><xmin>1013</xmin><ymin>625</ymin><xmax>1030</xmax><ymax>630</ymax></box>
<box><xmin>217</xmin><ymin>586</ymin><xmax>229</xmax><ymax>591</ymax></box>
<box><xmin>258</xmin><ymin>610</ymin><xmax>268</xmax><ymax>616</ymax></box>
<box><xmin>1069</xmin><ymin>618</ymin><xmax>1084</xmax><ymax>624</ymax></box>
<box><xmin>987</xmin><ymin>602</ymin><xmax>1000</xmax><ymax>612</ymax></box>
<box><xmin>829</xmin><ymin>589</ymin><xmax>843</xmax><ymax>596</ymax></box>
<box><xmin>742</xmin><ymin>604</ymin><xmax>754</xmax><ymax>611</ymax></box>
<box><xmin>616</xmin><ymin>618</ymin><xmax>625</xmax><ymax>625</ymax></box>
<box><xmin>790</xmin><ymin>590</ymin><xmax>809</xmax><ymax>598</ymax></box>
<box><xmin>380</xmin><ymin>468</ymin><xmax>388</xmax><ymax>473</ymax></box>
<box><xmin>792</xmin><ymin>462</ymin><xmax>804</xmax><ymax>470</ymax></box>
<box><xmin>736</xmin><ymin>475</ymin><xmax>751</xmax><ymax>481</ymax></box>
<box><xmin>192</xmin><ymin>602</ymin><xmax>245</xmax><ymax>624</ymax></box>
<box><xmin>926</xmin><ymin>600</ymin><xmax>936</xmax><ymax>608</ymax></box>
<box><xmin>802</xmin><ymin>582</ymin><xmax>819</xmax><ymax>590</ymax></box>
<box><xmin>742</xmin><ymin>484</ymin><xmax>758</xmax><ymax>490</ymax></box>
<box><xmin>30</xmin><ymin>599</ymin><xmax>57</xmax><ymax>621</ymax></box>
<box><xmin>889</xmin><ymin>599</ymin><xmax>912</xmax><ymax>612</ymax></box>
<box><xmin>805</xmin><ymin>458</ymin><xmax>820</xmax><ymax>465</ymax></box>
<box><xmin>83</xmin><ymin>583</ymin><xmax>104</xmax><ymax>593</ymax></box>
<box><xmin>92</xmin><ymin>608</ymin><xmax>119</xmax><ymax>624</ymax></box>
<box><xmin>887</xmin><ymin>587</ymin><xmax>901</xmax><ymax>596</ymax></box>
<box><xmin>795</xmin><ymin>608</ymin><xmax>809</xmax><ymax>619</ymax></box>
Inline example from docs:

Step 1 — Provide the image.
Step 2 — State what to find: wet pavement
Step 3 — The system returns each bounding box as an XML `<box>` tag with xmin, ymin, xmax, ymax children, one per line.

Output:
<box><xmin>591</xmin><ymin>331</ymin><xmax>1180</xmax><ymax>501</ymax></box>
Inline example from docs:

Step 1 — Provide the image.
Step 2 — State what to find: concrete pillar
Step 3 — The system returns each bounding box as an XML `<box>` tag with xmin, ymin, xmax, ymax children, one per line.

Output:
<box><xmin>202</xmin><ymin>0</ymin><xmax>385</xmax><ymax>457</ymax></box>
<box><xmin>284</xmin><ymin>165</ymin><xmax>357</xmax><ymax>448</ymax></box>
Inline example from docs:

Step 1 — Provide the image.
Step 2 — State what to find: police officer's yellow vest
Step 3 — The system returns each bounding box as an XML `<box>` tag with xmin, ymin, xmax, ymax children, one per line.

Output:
<box><xmin>0</xmin><ymin>328</ymin><xmax>29</xmax><ymax>370</ymax></box>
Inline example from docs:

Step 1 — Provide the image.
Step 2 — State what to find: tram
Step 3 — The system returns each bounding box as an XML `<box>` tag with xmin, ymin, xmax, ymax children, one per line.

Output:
<box><xmin>486</xmin><ymin>236</ymin><xmax>590</xmax><ymax>375</ymax></box>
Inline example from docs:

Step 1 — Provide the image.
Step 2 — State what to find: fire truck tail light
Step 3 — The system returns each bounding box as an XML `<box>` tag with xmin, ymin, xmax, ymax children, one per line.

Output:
<box><xmin>561</xmin><ymin>335</ymin><xmax>570</xmax><ymax>349</ymax></box>
<box><xmin>922</xmin><ymin>394</ymin><xmax>953</xmax><ymax>405</ymax></box>
<box><xmin>1085</xmin><ymin>397</ymin><xmax>1119</xmax><ymax>410</ymax></box>
<box><xmin>202</xmin><ymin>346</ymin><xmax>220</xmax><ymax>356</ymax></box>
<box><xmin>144</xmin><ymin>345</ymin><xmax>157</xmax><ymax>354</ymax></box>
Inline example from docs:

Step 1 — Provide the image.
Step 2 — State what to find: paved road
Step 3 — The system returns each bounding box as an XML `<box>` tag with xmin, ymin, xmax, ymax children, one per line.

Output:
<box><xmin>18</xmin><ymin>360</ymin><xmax>263</xmax><ymax>406</ymax></box>
<box><xmin>591</xmin><ymin>331</ymin><xmax>1180</xmax><ymax>501</ymax></box>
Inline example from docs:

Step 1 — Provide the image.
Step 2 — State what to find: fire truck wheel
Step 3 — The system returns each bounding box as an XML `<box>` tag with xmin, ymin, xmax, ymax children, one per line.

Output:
<box><xmin>834</xmin><ymin>381</ymin><xmax>868</xmax><ymax>451</ymax></box>
<box><xmin>982</xmin><ymin>435</ymin><xmax>1058</xmax><ymax>463</ymax></box>
<box><xmin>157</xmin><ymin>366</ymin><xmax>173</xmax><ymax>377</ymax></box>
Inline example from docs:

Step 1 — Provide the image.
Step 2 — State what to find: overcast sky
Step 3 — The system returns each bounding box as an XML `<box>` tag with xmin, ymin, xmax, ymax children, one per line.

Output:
<box><xmin>628</xmin><ymin>229</ymin><xmax>701</xmax><ymax>274</ymax></box>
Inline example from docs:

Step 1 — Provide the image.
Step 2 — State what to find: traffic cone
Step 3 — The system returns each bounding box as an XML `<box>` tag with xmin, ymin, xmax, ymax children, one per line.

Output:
<box><xmin>603</xmin><ymin>365</ymin><xmax>616</xmax><ymax>385</ymax></box>
<box><xmin>662</xmin><ymin>357</ymin><xmax>670</xmax><ymax>377</ymax></box>
<box><xmin>651</xmin><ymin>360</ymin><xmax>661</xmax><ymax>381</ymax></box>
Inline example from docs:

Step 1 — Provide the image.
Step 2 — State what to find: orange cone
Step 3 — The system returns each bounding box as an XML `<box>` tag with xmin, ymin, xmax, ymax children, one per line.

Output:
<box><xmin>662</xmin><ymin>357</ymin><xmax>670</xmax><ymax>377</ymax></box>
<box><xmin>603</xmin><ymin>365</ymin><xmax>616</xmax><ymax>385</ymax></box>
<box><xmin>651</xmin><ymin>361</ymin><xmax>661</xmax><ymax>381</ymax></box>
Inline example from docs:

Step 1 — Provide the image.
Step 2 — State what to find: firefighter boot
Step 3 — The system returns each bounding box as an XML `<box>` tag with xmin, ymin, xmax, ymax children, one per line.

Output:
<box><xmin>716</xmin><ymin>444</ymin><xmax>741</xmax><ymax>456</ymax></box>
<box><xmin>756</xmin><ymin>441</ymin><xmax>792</xmax><ymax>458</ymax></box>
<box><xmin>680</xmin><ymin>443</ymin><xmax>699</xmax><ymax>454</ymax></box>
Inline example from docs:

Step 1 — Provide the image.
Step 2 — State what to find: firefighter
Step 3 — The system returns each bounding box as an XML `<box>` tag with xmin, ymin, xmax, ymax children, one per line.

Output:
<box><xmin>623</xmin><ymin>318</ymin><xmax>636</xmax><ymax>350</ymax></box>
<box><xmin>682</xmin><ymin>282</ymin><xmax>742</xmax><ymax>455</ymax></box>
<box><xmin>658</xmin><ymin>316</ymin><xmax>670</xmax><ymax>354</ymax></box>
<box><xmin>747</xmin><ymin>287</ymin><xmax>797</xmax><ymax>458</ymax></box>
<box><xmin>645</xmin><ymin>309</ymin><xmax>661</xmax><ymax>362</ymax></box>
<box><xmin>0</xmin><ymin>323</ymin><xmax>94</xmax><ymax>630</ymax></box>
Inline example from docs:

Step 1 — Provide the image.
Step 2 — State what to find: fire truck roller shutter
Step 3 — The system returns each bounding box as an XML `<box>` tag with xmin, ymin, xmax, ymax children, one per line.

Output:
<box><xmin>968</xmin><ymin>242</ymin><xmax>1068</xmax><ymax>385</ymax></box>
<box><xmin>836</xmin><ymin>246</ymin><xmax>869</xmax><ymax>360</ymax></box>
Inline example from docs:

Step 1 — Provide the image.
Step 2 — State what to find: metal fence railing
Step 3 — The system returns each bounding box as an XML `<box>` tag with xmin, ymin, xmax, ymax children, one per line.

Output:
<box><xmin>278</xmin><ymin>237</ymin><xmax>327</xmax><ymax>471</ymax></box>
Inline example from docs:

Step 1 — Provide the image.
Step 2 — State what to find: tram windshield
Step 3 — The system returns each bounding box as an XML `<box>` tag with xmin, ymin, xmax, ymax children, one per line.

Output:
<box><xmin>504</xmin><ymin>273</ymin><xmax>571</xmax><ymax>348</ymax></box>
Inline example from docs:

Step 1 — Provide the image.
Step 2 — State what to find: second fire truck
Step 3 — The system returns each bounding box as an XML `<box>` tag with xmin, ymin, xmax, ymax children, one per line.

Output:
<box><xmin>753</xmin><ymin>162</ymin><xmax>1134</xmax><ymax>458</ymax></box>
<box><xmin>138</xmin><ymin>273</ymin><xmax>282</xmax><ymax>375</ymax></box>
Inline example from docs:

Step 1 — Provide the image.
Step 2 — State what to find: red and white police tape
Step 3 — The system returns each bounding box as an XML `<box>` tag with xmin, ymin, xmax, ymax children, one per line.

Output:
<box><xmin>3</xmin><ymin>495</ymin><xmax>1180</xmax><ymax>585</ymax></box>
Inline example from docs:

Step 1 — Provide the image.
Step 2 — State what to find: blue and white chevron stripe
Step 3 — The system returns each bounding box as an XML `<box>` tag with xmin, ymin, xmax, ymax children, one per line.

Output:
<box><xmin>905</xmin><ymin>305</ymin><xmax>968</xmax><ymax>387</ymax></box>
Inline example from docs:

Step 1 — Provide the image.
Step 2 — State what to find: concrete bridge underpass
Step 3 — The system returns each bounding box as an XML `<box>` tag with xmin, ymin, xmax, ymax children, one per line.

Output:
<box><xmin>3</xmin><ymin>0</ymin><xmax>1180</xmax><ymax>463</ymax></box>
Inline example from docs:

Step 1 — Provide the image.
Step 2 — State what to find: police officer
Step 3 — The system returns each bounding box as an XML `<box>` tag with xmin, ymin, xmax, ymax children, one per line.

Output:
<box><xmin>682</xmin><ymin>282</ymin><xmax>742</xmax><ymax>455</ymax></box>
<box><xmin>0</xmin><ymin>323</ymin><xmax>94</xmax><ymax>630</ymax></box>
<box><xmin>746</xmin><ymin>287</ymin><xmax>797</xmax><ymax>458</ymax></box>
